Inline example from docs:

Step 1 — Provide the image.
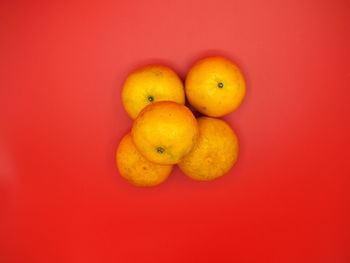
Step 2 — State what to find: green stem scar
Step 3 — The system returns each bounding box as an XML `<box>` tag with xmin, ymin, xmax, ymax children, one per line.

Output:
<box><xmin>156</xmin><ymin>147</ymin><xmax>165</xmax><ymax>154</ymax></box>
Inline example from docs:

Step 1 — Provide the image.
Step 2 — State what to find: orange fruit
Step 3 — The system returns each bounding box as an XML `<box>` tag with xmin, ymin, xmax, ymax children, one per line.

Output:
<box><xmin>185</xmin><ymin>56</ymin><xmax>246</xmax><ymax>117</ymax></box>
<box><xmin>116</xmin><ymin>133</ymin><xmax>173</xmax><ymax>187</ymax></box>
<box><xmin>122</xmin><ymin>65</ymin><xmax>185</xmax><ymax>119</ymax></box>
<box><xmin>178</xmin><ymin>117</ymin><xmax>239</xmax><ymax>181</ymax></box>
<box><xmin>132</xmin><ymin>101</ymin><xmax>199</xmax><ymax>165</ymax></box>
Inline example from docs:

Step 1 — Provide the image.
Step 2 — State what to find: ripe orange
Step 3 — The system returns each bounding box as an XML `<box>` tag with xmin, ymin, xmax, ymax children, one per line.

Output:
<box><xmin>185</xmin><ymin>56</ymin><xmax>246</xmax><ymax>117</ymax></box>
<box><xmin>122</xmin><ymin>65</ymin><xmax>185</xmax><ymax>119</ymax></box>
<box><xmin>116</xmin><ymin>133</ymin><xmax>173</xmax><ymax>187</ymax></box>
<box><xmin>132</xmin><ymin>101</ymin><xmax>198</xmax><ymax>165</ymax></box>
<box><xmin>178</xmin><ymin>117</ymin><xmax>239</xmax><ymax>181</ymax></box>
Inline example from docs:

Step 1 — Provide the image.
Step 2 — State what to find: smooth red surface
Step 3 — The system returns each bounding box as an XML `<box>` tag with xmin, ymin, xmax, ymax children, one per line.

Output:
<box><xmin>1</xmin><ymin>0</ymin><xmax>350</xmax><ymax>262</ymax></box>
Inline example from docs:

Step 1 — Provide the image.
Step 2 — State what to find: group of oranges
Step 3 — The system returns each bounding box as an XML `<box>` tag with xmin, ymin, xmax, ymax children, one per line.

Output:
<box><xmin>116</xmin><ymin>56</ymin><xmax>246</xmax><ymax>187</ymax></box>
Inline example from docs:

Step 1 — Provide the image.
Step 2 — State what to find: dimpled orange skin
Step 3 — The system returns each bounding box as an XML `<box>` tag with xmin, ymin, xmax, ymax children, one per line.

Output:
<box><xmin>185</xmin><ymin>56</ymin><xmax>246</xmax><ymax>117</ymax></box>
<box><xmin>132</xmin><ymin>101</ymin><xmax>199</xmax><ymax>165</ymax></box>
<box><xmin>116</xmin><ymin>133</ymin><xmax>173</xmax><ymax>187</ymax></box>
<box><xmin>122</xmin><ymin>65</ymin><xmax>185</xmax><ymax>119</ymax></box>
<box><xmin>178</xmin><ymin>117</ymin><xmax>239</xmax><ymax>181</ymax></box>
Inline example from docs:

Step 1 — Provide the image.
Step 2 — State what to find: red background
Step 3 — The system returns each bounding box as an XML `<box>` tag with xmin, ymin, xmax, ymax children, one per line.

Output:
<box><xmin>1</xmin><ymin>0</ymin><xmax>350</xmax><ymax>262</ymax></box>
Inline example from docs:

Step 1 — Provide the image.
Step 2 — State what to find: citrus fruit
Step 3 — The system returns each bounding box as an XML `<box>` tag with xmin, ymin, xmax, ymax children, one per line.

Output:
<box><xmin>116</xmin><ymin>133</ymin><xmax>173</xmax><ymax>187</ymax></box>
<box><xmin>122</xmin><ymin>65</ymin><xmax>185</xmax><ymax>119</ymax></box>
<box><xmin>185</xmin><ymin>56</ymin><xmax>246</xmax><ymax>117</ymax></box>
<box><xmin>132</xmin><ymin>101</ymin><xmax>199</xmax><ymax>165</ymax></box>
<box><xmin>178</xmin><ymin>117</ymin><xmax>239</xmax><ymax>181</ymax></box>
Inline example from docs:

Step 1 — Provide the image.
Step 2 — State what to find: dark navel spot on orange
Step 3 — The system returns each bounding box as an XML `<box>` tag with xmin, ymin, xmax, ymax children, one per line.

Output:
<box><xmin>156</xmin><ymin>147</ymin><xmax>165</xmax><ymax>154</ymax></box>
<box><xmin>147</xmin><ymin>96</ymin><xmax>154</xmax><ymax>102</ymax></box>
<box><xmin>218</xmin><ymin>82</ymin><xmax>224</xmax><ymax>88</ymax></box>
